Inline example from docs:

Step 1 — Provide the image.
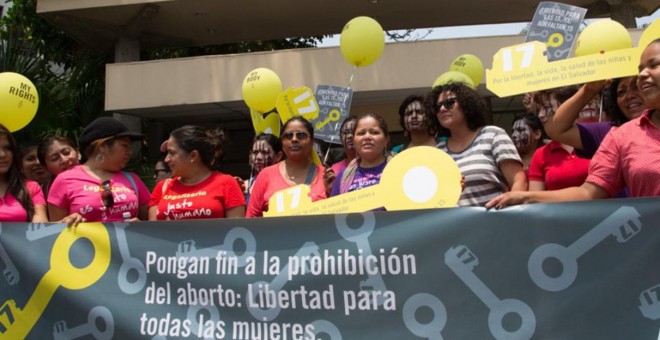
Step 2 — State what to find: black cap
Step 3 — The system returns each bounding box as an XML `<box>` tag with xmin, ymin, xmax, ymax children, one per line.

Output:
<box><xmin>78</xmin><ymin>117</ymin><xmax>145</xmax><ymax>151</ymax></box>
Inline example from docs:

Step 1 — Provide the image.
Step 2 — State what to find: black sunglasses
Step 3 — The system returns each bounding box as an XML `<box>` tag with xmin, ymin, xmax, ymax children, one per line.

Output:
<box><xmin>281</xmin><ymin>131</ymin><xmax>309</xmax><ymax>141</ymax></box>
<box><xmin>101</xmin><ymin>180</ymin><xmax>114</xmax><ymax>208</ymax></box>
<box><xmin>437</xmin><ymin>97</ymin><xmax>458</xmax><ymax>110</ymax></box>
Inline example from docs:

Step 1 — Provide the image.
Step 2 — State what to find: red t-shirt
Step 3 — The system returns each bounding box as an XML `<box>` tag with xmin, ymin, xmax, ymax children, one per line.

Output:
<box><xmin>150</xmin><ymin>172</ymin><xmax>245</xmax><ymax>220</ymax></box>
<box><xmin>246</xmin><ymin>162</ymin><xmax>327</xmax><ymax>217</ymax></box>
<box><xmin>528</xmin><ymin>140</ymin><xmax>590</xmax><ymax>191</ymax></box>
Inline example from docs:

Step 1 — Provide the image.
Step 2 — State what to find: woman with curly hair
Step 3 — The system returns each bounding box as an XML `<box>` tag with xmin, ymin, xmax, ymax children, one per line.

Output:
<box><xmin>427</xmin><ymin>82</ymin><xmax>526</xmax><ymax>207</ymax></box>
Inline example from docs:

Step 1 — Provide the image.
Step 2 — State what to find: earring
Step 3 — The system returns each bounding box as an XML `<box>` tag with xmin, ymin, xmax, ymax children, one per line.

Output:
<box><xmin>95</xmin><ymin>153</ymin><xmax>104</xmax><ymax>162</ymax></box>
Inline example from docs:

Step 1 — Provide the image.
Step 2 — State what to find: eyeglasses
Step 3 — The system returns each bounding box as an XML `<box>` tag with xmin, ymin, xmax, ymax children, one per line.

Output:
<box><xmin>100</xmin><ymin>180</ymin><xmax>114</xmax><ymax>208</ymax></box>
<box><xmin>281</xmin><ymin>131</ymin><xmax>309</xmax><ymax>141</ymax></box>
<box><xmin>437</xmin><ymin>98</ymin><xmax>458</xmax><ymax>110</ymax></box>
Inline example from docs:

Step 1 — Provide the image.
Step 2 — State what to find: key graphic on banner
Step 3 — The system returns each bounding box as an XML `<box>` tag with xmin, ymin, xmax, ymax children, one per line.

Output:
<box><xmin>403</xmin><ymin>293</ymin><xmax>447</xmax><ymax>340</ymax></box>
<box><xmin>335</xmin><ymin>213</ymin><xmax>387</xmax><ymax>304</ymax></box>
<box><xmin>52</xmin><ymin>306</ymin><xmax>114</xmax><ymax>340</ymax></box>
<box><xmin>0</xmin><ymin>224</ymin><xmax>19</xmax><ymax>285</ymax></box>
<box><xmin>528</xmin><ymin>206</ymin><xmax>641</xmax><ymax>292</ymax></box>
<box><xmin>1</xmin><ymin>223</ymin><xmax>111</xmax><ymax>339</ymax></box>
<box><xmin>264</xmin><ymin>146</ymin><xmax>461</xmax><ymax>217</ymax></box>
<box><xmin>446</xmin><ymin>245</ymin><xmax>536</xmax><ymax>340</ymax></box>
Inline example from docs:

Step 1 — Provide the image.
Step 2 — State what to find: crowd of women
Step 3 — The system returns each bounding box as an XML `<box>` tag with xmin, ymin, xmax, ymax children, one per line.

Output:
<box><xmin>2</xmin><ymin>39</ymin><xmax>658</xmax><ymax>223</ymax></box>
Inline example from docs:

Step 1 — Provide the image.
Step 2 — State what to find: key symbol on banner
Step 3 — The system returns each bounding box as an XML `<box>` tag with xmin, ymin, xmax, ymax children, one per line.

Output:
<box><xmin>528</xmin><ymin>206</ymin><xmax>641</xmax><ymax>292</ymax></box>
<box><xmin>315</xmin><ymin>109</ymin><xmax>341</xmax><ymax>130</ymax></box>
<box><xmin>0</xmin><ymin>224</ymin><xmax>20</xmax><ymax>285</ymax></box>
<box><xmin>335</xmin><ymin>213</ymin><xmax>387</xmax><ymax>302</ymax></box>
<box><xmin>246</xmin><ymin>242</ymin><xmax>320</xmax><ymax>321</ymax></box>
<box><xmin>25</xmin><ymin>223</ymin><xmax>65</xmax><ymax>241</ymax></box>
<box><xmin>310</xmin><ymin>319</ymin><xmax>342</xmax><ymax>340</ymax></box>
<box><xmin>445</xmin><ymin>245</ymin><xmax>536</xmax><ymax>340</ymax></box>
<box><xmin>114</xmin><ymin>222</ymin><xmax>147</xmax><ymax>294</ymax></box>
<box><xmin>176</xmin><ymin>227</ymin><xmax>257</xmax><ymax>267</ymax></box>
<box><xmin>402</xmin><ymin>293</ymin><xmax>447</xmax><ymax>340</ymax></box>
<box><xmin>639</xmin><ymin>284</ymin><xmax>660</xmax><ymax>320</ymax></box>
<box><xmin>52</xmin><ymin>306</ymin><xmax>114</xmax><ymax>340</ymax></box>
<box><xmin>2</xmin><ymin>223</ymin><xmax>111</xmax><ymax>339</ymax></box>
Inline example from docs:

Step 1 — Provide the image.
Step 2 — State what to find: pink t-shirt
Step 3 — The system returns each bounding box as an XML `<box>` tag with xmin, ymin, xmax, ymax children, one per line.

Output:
<box><xmin>149</xmin><ymin>172</ymin><xmax>245</xmax><ymax>220</ymax></box>
<box><xmin>0</xmin><ymin>180</ymin><xmax>45</xmax><ymax>222</ymax></box>
<box><xmin>48</xmin><ymin>165</ymin><xmax>150</xmax><ymax>222</ymax></box>
<box><xmin>246</xmin><ymin>162</ymin><xmax>327</xmax><ymax>217</ymax></box>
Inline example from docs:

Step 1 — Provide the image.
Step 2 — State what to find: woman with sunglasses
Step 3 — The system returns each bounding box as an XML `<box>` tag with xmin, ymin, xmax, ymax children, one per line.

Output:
<box><xmin>428</xmin><ymin>82</ymin><xmax>526</xmax><ymax>207</ymax></box>
<box><xmin>246</xmin><ymin>116</ymin><xmax>327</xmax><ymax>217</ymax></box>
<box><xmin>149</xmin><ymin>125</ymin><xmax>245</xmax><ymax>220</ymax></box>
<box><xmin>48</xmin><ymin>117</ymin><xmax>150</xmax><ymax>224</ymax></box>
<box><xmin>0</xmin><ymin>125</ymin><xmax>48</xmax><ymax>222</ymax></box>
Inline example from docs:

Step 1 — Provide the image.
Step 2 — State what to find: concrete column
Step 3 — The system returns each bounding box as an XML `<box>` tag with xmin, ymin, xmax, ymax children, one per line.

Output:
<box><xmin>607</xmin><ymin>0</ymin><xmax>637</xmax><ymax>28</ymax></box>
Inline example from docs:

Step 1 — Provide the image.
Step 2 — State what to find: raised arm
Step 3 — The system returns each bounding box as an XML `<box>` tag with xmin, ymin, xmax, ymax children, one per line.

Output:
<box><xmin>544</xmin><ymin>80</ymin><xmax>610</xmax><ymax>149</ymax></box>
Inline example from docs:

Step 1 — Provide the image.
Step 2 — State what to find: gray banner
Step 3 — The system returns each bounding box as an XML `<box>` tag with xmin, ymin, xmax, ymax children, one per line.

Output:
<box><xmin>1</xmin><ymin>198</ymin><xmax>659</xmax><ymax>339</ymax></box>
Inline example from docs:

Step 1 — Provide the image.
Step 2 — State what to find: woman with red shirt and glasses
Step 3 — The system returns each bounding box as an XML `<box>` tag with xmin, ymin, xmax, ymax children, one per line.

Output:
<box><xmin>246</xmin><ymin>116</ymin><xmax>327</xmax><ymax>217</ymax></box>
<box><xmin>48</xmin><ymin>117</ymin><xmax>151</xmax><ymax>225</ymax></box>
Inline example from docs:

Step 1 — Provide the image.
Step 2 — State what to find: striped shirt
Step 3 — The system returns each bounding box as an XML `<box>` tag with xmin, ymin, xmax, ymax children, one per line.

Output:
<box><xmin>437</xmin><ymin>126</ymin><xmax>522</xmax><ymax>207</ymax></box>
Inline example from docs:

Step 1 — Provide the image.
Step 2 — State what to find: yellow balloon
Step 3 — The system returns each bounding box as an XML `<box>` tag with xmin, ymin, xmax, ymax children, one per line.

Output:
<box><xmin>340</xmin><ymin>16</ymin><xmax>385</xmax><ymax>67</ymax></box>
<box><xmin>575</xmin><ymin>19</ymin><xmax>632</xmax><ymax>57</ymax></box>
<box><xmin>0</xmin><ymin>72</ymin><xmax>39</xmax><ymax>132</ymax></box>
<box><xmin>448</xmin><ymin>54</ymin><xmax>484</xmax><ymax>85</ymax></box>
<box><xmin>638</xmin><ymin>17</ymin><xmax>660</xmax><ymax>49</ymax></box>
<box><xmin>432</xmin><ymin>71</ymin><xmax>475</xmax><ymax>89</ymax></box>
<box><xmin>242</xmin><ymin>68</ymin><xmax>282</xmax><ymax>113</ymax></box>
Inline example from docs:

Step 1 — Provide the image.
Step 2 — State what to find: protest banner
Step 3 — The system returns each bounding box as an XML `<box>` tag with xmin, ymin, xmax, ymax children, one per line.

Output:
<box><xmin>1</xmin><ymin>198</ymin><xmax>659</xmax><ymax>339</ymax></box>
<box><xmin>525</xmin><ymin>2</ymin><xmax>587</xmax><ymax>61</ymax></box>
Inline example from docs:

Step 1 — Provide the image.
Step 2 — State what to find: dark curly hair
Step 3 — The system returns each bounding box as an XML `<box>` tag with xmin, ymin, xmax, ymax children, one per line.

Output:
<box><xmin>426</xmin><ymin>82</ymin><xmax>487</xmax><ymax>136</ymax></box>
<box><xmin>398</xmin><ymin>94</ymin><xmax>438</xmax><ymax>137</ymax></box>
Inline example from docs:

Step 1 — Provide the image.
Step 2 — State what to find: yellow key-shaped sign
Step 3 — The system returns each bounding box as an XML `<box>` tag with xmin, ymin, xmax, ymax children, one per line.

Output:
<box><xmin>250</xmin><ymin>109</ymin><xmax>281</xmax><ymax>137</ymax></box>
<box><xmin>276</xmin><ymin>87</ymin><xmax>320</xmax><ymax>123</ymax></box>
<box><xmin>2</xmin><ymin>223</ymin><xmax>111</xmax><ymax>338</ymax></box>
<box><xmin>264</xmin><ymin>147</ymin><xmax>462</xmax><ymax>216</ymax></box>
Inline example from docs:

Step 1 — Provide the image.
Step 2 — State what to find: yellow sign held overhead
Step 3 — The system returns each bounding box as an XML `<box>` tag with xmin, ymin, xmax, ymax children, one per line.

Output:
<box><xmin>486</xmin><ymin>41</ymin><xmax>640</xmax><ymax>97</ymax></box>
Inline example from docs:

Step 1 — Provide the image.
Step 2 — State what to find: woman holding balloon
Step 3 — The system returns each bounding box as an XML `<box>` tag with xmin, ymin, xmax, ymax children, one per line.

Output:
<box><xmin>246</xmin><ymin>117</ymin><xmax>327</xmax><ymax>217</ymax></box>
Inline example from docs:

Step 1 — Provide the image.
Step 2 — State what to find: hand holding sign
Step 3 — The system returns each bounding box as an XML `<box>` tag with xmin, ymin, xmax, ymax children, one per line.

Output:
<box><xmin>264</xmin><ymin>146</ymin><xmax>461</xmax><ymax>217</ymax></box>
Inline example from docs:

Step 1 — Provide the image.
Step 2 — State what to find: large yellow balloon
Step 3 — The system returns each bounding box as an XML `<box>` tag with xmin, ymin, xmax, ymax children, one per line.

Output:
<box><xmin>242</xmin><ymin>68</ymin><xmax>282</xmax><ymax>113</ymax></box>
<box><xmin>449</xmin><ymin>54</ymin><xmax>484</xmax><ymax>85</ymax></box>
<box><xmin>432</xmin><ymin>71</ymin><xmax>475</xmax><ymax>89</ymax></box>
<box><xmin>0</xmin><ymin>72</ymin><xmax>39</xmax><ymax>132</ymax></box>
<box><xmin>575</xmin><ymin>20</ymin><xmax>632</xmax><ymax>57</ymax></box>
<box><xmin>340</xmin><ymin>16</ymin><xmax>385</xmax><ymax>67</ymax></box>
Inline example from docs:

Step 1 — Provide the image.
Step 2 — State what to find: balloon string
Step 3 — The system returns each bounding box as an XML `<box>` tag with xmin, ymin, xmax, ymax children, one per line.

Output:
<box><xmin>598</xmin><ymin>89</ymin><xmax>604</xmax><ymax>122</ymax></box>
<box><xmin>246</xmin><ymin>164</ymin><xmax>255</xmax><ymax>194</ymax></box>
<box><xmin>347</xmin><ymin>66</ymin><xmax>357</xmax><ymax>90</ymax></box>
